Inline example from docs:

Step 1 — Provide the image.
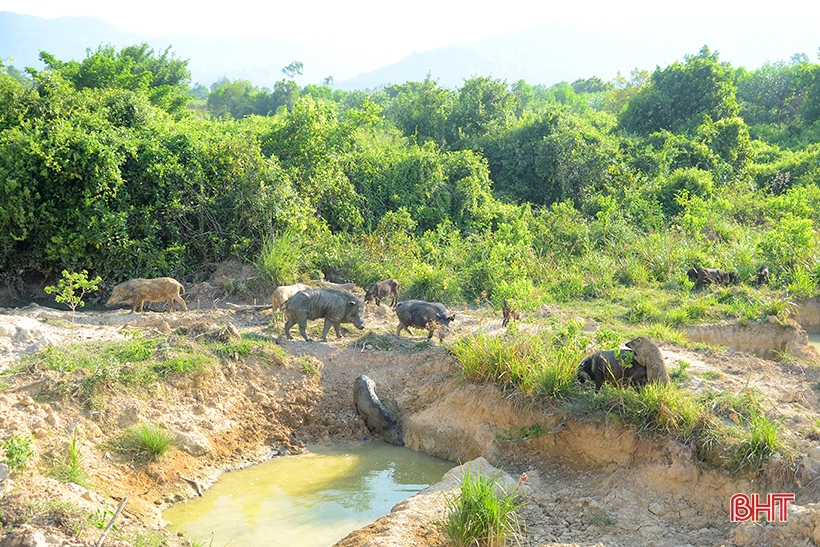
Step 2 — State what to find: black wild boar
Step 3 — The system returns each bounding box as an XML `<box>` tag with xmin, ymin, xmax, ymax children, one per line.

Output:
<box><xmin>695</xmin><ymin>267</ymin><xmax>736</xmax><ymax>290</ymax></box>
<box><xmin>395</xmin><ymin>300</ymin><xmax>455</xmax><ymax>341</ymax></box>
<box><xmin>758</xmin><ymin>265</ymin><xmax>770</xmax><ymax>285</ymax></box>
<box><xmin>686</xmin><ymin>266</ymin><xmax>700</xmax><ymax>283</ymax></box>
<box><xmin>353</xmin><ymin>375</ymin><xmax>403</xmax><ymax>446</ymax></box>
<box><xmin>364</xmin><ymin>278</ymin><xmax>400</xmax><ymax>308</ymax></box>
<box><xmin>577</xmin><ymin>349</ymin><xmax>647</xmax><ymax>391</ymax></box>
<box><xmin>106</xmin><ymin>277</ymin><xmax>187</xmax><ymax>313</ymax></box>
<box><xmin>282</xmin><ymin>288</ymin><xmax>365</xmax><ymax>342</ymax></box>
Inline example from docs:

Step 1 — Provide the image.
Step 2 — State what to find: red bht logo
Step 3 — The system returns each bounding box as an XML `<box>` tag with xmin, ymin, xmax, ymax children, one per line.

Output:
<box><xmin>730</xmin><ymin>493</ymin><xmax>795</xmax><ymax>522</ymax></box>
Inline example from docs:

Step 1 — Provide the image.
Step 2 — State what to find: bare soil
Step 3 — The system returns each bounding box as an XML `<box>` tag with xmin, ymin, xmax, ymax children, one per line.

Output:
<box><xmin>2</xmin><ymin>281</ymin><xmax>820</xmax><ymax>547</ymax></box>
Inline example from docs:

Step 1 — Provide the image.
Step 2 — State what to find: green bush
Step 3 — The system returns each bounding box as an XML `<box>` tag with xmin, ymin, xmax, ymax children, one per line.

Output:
<box><xmin>1</xmin><ymin>435</ymin><xmax>35</xmax><ymax>473</ymax></box>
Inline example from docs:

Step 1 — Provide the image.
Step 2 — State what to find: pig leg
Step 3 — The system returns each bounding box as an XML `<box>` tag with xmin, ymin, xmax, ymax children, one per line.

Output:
<box><xmin>297</xmin><ymin>320</ymin><xmax>313</xmax><ymax>342</ymax></box>
<box><xmin>332</xmin><ymin>321</ymin><xmax>343</xmax><ymax>339</ymax></box>
<box><xmin>173</xmin><ymin>294</ymin><xmax>188</xmax><ymax>311</ymax></box>
<box><xmin>321</xmin><ymin>318</ymin><xmax>335</xmax><ymax>342</ymax></box>
<box><xmin>284</xmin><ymin>317</ymin><xmax>296</xmax><ymax>340</ymax></box>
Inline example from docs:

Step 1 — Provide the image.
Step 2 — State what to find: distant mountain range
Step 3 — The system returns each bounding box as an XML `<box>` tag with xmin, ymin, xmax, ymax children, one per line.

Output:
<box><xmin>2</xmin><ymin>11</ymin><xmax>819</xmax><ymax>91</ymax></box>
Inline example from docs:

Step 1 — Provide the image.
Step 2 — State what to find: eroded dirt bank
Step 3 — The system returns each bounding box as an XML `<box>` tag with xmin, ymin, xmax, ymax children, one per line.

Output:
<box><xmin>1</xmin><ymin>301</ymin><xmax>820</xmax><ymax>547</ymax></box>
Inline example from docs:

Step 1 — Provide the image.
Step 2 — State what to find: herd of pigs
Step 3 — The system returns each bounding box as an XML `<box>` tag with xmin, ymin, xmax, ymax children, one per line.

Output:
<box><xmin>103</xmin><ymin>264</ymin><xmax>772</xmax><ymax>393</ymax></box>
<box><xmin>105</xmin><ymin>276</ymin><xmax>456</xmax><ymax>343</ymax></box>
<box><xmin>104</xmin><ymin>274</ymin><xmax>670</xmax><ymax>396</ymax></box>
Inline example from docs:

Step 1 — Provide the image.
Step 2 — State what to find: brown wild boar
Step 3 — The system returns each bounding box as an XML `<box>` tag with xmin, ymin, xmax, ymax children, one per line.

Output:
<box><xmin>364</xmin><ymin>279</ymin><xmax>400</xmax><ymax>308</ymax></box>
<box><xmin>501</xmin><ymin>299</ymin><xmax>520</xmax><ymax>327</ymax></box>
<box><xmin>106</xmin><ymin>277</ymin><xmax>187</xmax><ymax>313</ymax></box>
<box><xmin>271</xmin><ymin>283</ymin><xmax>311</xmax><ymax>310</ymax></box>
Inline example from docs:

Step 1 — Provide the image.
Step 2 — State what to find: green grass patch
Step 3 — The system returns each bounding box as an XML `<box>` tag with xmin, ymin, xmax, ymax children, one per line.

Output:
<box><xmin>44</xmin><ymin>429</ymin><xmax>89</xmax><ymax>486</ymax></box>
<box><xmin>450</xmin><ymin>322</ymin><xmax>585</xmax><ymax>398</ymax></box>
<box><xmin>356</xmin><ymin>331</ymin><xmax>397</xmax><ymax>351</ymax></box>
<box><xmin>561</xmin><ymin>381</ymin><xmax>795</xmax><ymax>477</ymax></box>
<box><xmin>441</xmin><ymin>467</ymin><xmax>525</xmax><ymax>547</ymax></box>
<box><xmin>111</xmin><ymin>423</ymin><xmax>176</xmax><ymax>463</ymax></box>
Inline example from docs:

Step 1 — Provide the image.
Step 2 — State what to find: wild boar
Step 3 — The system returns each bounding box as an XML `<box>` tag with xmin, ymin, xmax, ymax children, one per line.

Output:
<box><xmin>364</xmin><ymin>279</ymin><xmax>400</xmax><ymax>308</ymax></box>
<box><xmin>395</xmin><ymin>300</ymin><xmax>455</xmax><ymax>341</ymax></box>
<box><xmin>106</xmin><ymin>277</ymin><xmax>187</xmax><ymax>313</ymax></box>
<box><xmin>501</xmin><ymin>299</ymin><xmax>520</xmax><ymax>328</ymax></box>
<box><xmin>282</xmin><ymin>288</ymin><xmax>365</xmax><ymax>342</ymax></box>
<box><xmin>271</xmin><ymin>283</ymin><xmax>311</xmax><ymax>310</ymax></box>
<box><xmin>757</xmin><ymin>265</ymin><xmax>770</xmax><ymax>286</ymax></box>
<box><xmin>625</xmin><ymin>336</ymin><xmax>669</xmax><ymax>385</ymax></box>
<box><xmin>353</xmin><ymin>375</ymin><xmax>403</xmax><ymax>446</ymax></box>
<box><xmin>686</xmin><ymin>266</ymin><xmax>700</xmax><ymax>283</ymax></box>
<box><xmin>695</xmin><ymin>267</ymin><xmax>738</xmax><ymax>290</ymax></box>
<box><xmin>577</xmin><ymin>349</ymin><xmax>647</xmax><ymax>392</ymax></box>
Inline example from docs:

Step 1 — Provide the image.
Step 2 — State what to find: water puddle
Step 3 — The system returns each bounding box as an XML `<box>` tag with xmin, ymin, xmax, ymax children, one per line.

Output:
<box><xmin>808</xmin><ymin>333</ymin><xmax>820</xmax><ymax>352</ymax></box>
<box><xmin>163</xmin><ymin>442</ymin><xmax>455</xmax><ymax>547</ymax></box>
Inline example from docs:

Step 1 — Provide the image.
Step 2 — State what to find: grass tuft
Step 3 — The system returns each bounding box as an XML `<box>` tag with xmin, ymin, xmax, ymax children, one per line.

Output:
<box><xmin>113</xmin><ymin>423</ymin><xmax>176</xmax><ymax>463</ymax></box>
<box><xmin>441</xmin><ymin>467</ymin><xmax>525</xmax><ymax>547</ymax></box>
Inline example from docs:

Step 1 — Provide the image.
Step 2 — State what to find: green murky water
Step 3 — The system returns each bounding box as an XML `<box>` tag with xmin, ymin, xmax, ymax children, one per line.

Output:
<box><xmin>163</xmin><ymin>443</ymin><xmax>455</xmax><ymax>547</ymax></box>
<box><xmin>808</xmin><ymin>333</ymin><xmax>820</xmax><ymax>351</ymax></box>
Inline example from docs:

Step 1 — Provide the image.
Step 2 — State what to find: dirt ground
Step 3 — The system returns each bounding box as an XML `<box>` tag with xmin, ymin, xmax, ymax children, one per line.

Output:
<box><xmin>2</xmin><ymin>278</ymin><xmax>820</xmax><ymax>547</ymax></box>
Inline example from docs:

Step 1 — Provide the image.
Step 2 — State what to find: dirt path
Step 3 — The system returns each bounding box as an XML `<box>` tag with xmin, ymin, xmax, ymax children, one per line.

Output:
<box><xmin>1</xmin><ymin>298</ymin><xmax>820</xmax><ymax>547</ymax></box>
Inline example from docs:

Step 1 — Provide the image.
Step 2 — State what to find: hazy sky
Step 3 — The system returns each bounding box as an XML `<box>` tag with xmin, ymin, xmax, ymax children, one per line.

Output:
<box><xmin>4</xmin><ymin>0</ymin><xmax>818</xmax><ymax>71</ymax></box>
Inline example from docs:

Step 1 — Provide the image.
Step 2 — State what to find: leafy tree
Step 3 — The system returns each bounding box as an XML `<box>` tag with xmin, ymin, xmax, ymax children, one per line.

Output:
<box><xmin>207</xmin><ymin>78</ymin><xmax>257</xmax><ymax>118</ymax></box>
<box><xmin>282</xmin><ymin>61</ymin><xmax>304</xmax><ymax>78</ymax></box>
<box><xmin>481</xmin><ymin>105</ymin><xmax>623</xmax><ymax>207</ymax></box>
<box><xmin>737</xmin><ymin>61</ymin><xmax>804</xmax><ymax>127</ymax></box>
<box><xmin>603</xmin><ymin>68</ymin><xmax>650</xmax><ymax>116</ymax></box>
<box><xmin>572</xmin><ymin>76</ymin><xmax>612</xmax><ymax>94</ymax></box>
<box><xmin>256</xmin><ymin>79</ymin><xmax>301</xmax><ymax>114</ymax></box>
<box><xmin>658</xmin><ymin>167</ymin><xmax>715</xmax><ymax>217</ymax></box>
<box><xmin>261</xmin><ymin>96</ymin><xmax>363</xmax><ymax>232</ymax></box>
<box><xmin>45</xmin><ymin>270</ymin><xmax>102</xmax><ymax>331</ymax></box>
<box><xmin>619</xmin><ymin>46</ymin><xmax>739</xmax><ymax>135</ymax></box>
<box><xmin>37</xmin><ymin>44</ymin><xmax>190</xmax><ymax>116</ymax></box>
<box><xmin>386</xmin><ymin>75</ymin><xmax>454</xmax><ymax>144</ymax></box>
<box><xmin>446</xmin><ymin>76</ymin><xmax>516</xmax><ymax>145</ymax></box>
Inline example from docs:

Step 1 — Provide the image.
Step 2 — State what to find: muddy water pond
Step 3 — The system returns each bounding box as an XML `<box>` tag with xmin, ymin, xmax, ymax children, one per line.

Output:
<box><xmin>163</xmin><ymin>442</ymin><xmax>456</xmax><ymax>546</ymax></box>
<box><xmin>809</xmin><ymin>333</ymin><xmax>820</xmax><ymax>352</ymax></box>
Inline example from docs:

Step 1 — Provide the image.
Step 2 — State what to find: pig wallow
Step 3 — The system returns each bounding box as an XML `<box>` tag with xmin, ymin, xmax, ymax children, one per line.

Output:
<box><xmin>395</xmin><ymin>300</ymin><xmax>455</xmax><ymax>341</ymax></box>
<box><xmin>353</xmin><ymin>375</ymin><xmax>403</xmax><ymax>446</ymax></box>
<box><xmin>281</xmin><ymin>288</ymin><xmax>365</xmax><ymax>342</ymax></box>
<box><xmin>106</xmin><ymin>277</ymin><xmax>188</xmax><ymax>313</ymax></box>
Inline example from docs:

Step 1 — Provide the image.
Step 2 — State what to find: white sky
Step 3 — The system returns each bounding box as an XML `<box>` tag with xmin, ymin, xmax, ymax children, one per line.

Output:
<box><xmin>3</xmin><ymin>0</ymin><xmax>814</xmax><ymax>70</ymax></box>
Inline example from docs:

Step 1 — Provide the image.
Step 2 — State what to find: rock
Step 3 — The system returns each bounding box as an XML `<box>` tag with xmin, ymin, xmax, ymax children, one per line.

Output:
<box><xmin>176</xmin><ymin>431</ymin><xmax>212</xmax><ymax>456</ymax></box>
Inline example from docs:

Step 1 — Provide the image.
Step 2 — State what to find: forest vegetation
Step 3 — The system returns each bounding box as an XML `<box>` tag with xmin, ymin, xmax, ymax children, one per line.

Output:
<box><xmin>2</xmin><ymin>43</ymin><xmax>820</xmax><ymax>327</ymax></box>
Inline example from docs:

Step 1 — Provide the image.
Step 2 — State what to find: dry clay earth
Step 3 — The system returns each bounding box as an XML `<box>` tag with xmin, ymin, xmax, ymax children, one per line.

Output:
<box><xmin>2</xmin><ymin>284</ymin><xmax>820</xmax><ymax>547</ymax></box>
